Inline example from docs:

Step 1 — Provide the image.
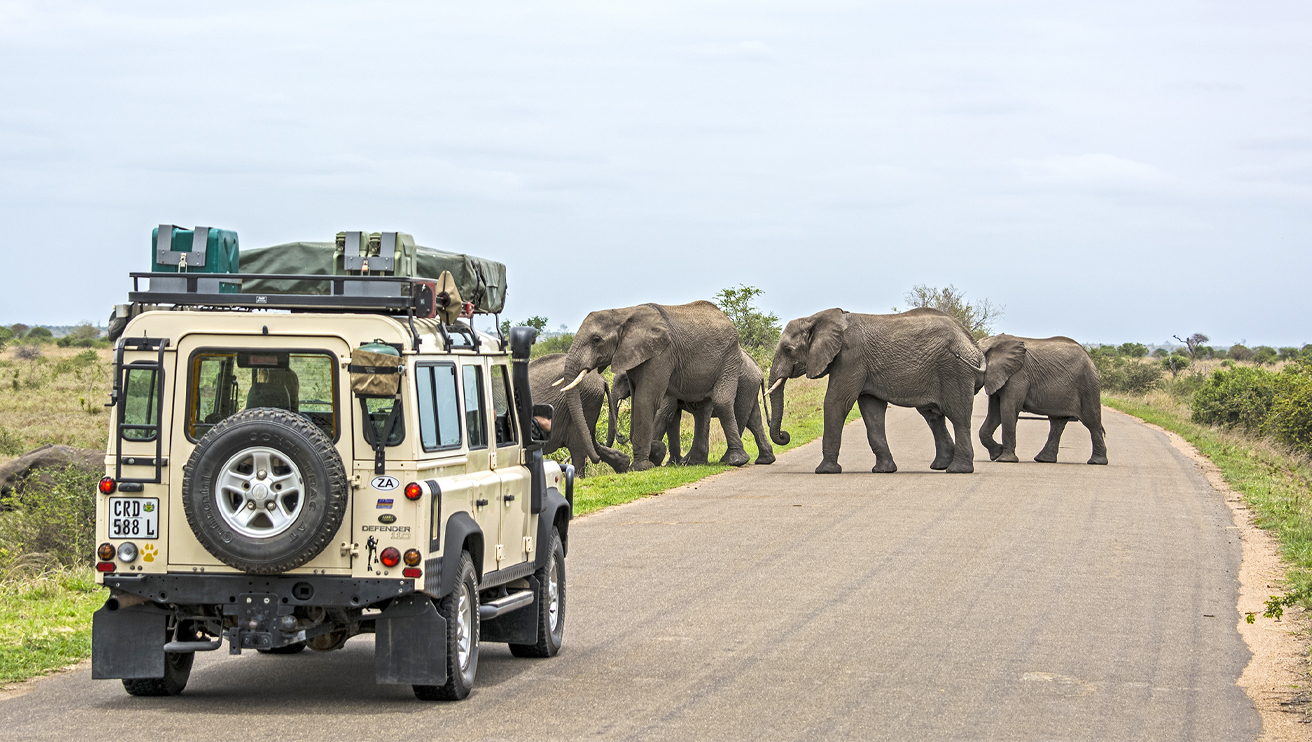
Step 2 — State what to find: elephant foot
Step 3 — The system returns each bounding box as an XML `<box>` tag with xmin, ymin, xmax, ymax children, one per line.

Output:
<box><xmin>607</xmin><ymin>455</ymin><xmax>632</xmax><ymax>474</ymax></box>
<box><xmin>1033</xmin><ymin>452</ymin><xmax>1059</xmax><ymax>464</ymax></box>
<box><xmin>995</xmin><ymin>452</ymin><xmax>1019</xmax><ymax>463</ymax></box>
<box><xmin>1087</xmin><ymin>455</ymin><xmax>1108</xmax><ymax>465</ymax></box>
<box><xmin>871</xmin><ymin>461</ymin><xmax>897</xmax><ymax>474</ymax></box>
<box><xmin>682</xmin><ymin>454</ymin><xmax>710</xmax><ymax>466</ymax></box>
<box><xmin>632</xmin><ymin>459</ymin><xmax>655</xmax><ymax>472</ymax></box>
<box><xmin>982</xmin><ymin>443</ymin><xmax>1003</xmax><ymax>460</ymax></box>
<box><xmin>720</xmin><ymin>450</ymin><xmax>750</xmax><ymax>467</ymax></box>
<box><xmin>929</xmin><ymin>458</ymin><xmax>951</xmax><ymax>471</ymax></box>
<box><xmin>815</xmin><ymin>461</ymin><xmax>842</xmax><ymax>474</ymax></box>
<box><xmin>755</xmin><ymin>452</ymin><xmax>776</xmax><ymax>466</ymax></box>
<box><xmin>650</xmin><ymin>443</ymin><xmax>668</xmax><ymax>466</ymax></box>
<box><xmin>946</xmin><ymin>460</ymin><xmax>975</xmax><ymax>474</ymax></box>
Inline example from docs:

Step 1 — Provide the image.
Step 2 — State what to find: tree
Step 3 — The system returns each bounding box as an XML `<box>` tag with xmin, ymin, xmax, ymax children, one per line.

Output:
<box><xmin>9</xmin><ymin>323</ymin><xmax>29</xmax><ymax>338</ymax></box>
<box><xmin>1173</xmin><ymin>333</ymin><xmax>1209</xmax><ymax>364</ymax></box>
<box><xmin>499</xmin><ymin>315</ymin><xmax>549</xmax><ymax>337</ymax></box>
<box><xmin>69</xmin><ymin>322</ymin><xmax>100</xmax><ymax>340</ymax></box>
<box><xmin>712</xmin><ymin>285</ymin><xmax>781</xmax><ymax>351</ymax></box>
<box><xmin>901</xmin><ymin>284</ymin><xmax>1002</xmax><ymax>340</ymax></box>
<box><xmin>1278</xmin><ymin>347</ymin><xmax>1299</xmax><ymax>362</ymax></box>
<box><xmin>1118</xmin><ymin>342</ymin><xmax>1148</xmax><ymax>358</ymax></box>
<box><xmin>26</xmin><ymin>327</ymin><xmax>53</xmax><ymax>342</ymax></box>
<box><xmin>1228</xmin><ymin>344</ymin><xmax>1254</xmax><ymax>362</ymax></box>
<box><xmin>1253</xmin><ymin>346</ymin><xmax>1278</xmax><ymax>366</ymax></box>
<box><xmin>1152</xmin><ymin>348</ymin><xmax>1169</xmax><ymax>358</ymax></box>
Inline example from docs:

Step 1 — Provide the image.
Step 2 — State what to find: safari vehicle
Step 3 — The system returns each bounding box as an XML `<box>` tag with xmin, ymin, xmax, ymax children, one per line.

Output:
<box><xmin>92</xmin><ymin>227</ymin><xmax>573</xmax><ymax>701</ymax></box>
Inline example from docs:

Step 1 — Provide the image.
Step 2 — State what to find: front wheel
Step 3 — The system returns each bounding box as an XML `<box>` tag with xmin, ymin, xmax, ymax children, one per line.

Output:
<box><xmin>510</xmin><ymin>526</ymin><xmax>565</xmax><ymax>658</ymax></box>
<box><xmin>414</xmin><ymin>551</ymin><xmax>479</xmax><ymax>701</ymax></box>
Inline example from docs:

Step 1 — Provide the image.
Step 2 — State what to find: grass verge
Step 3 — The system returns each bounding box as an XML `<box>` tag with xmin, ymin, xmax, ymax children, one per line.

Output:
<box><xmin>1104</xmin><ymin>393</ymin><xmax>1312</xmax><ymax>607</ymax></box>
<box><xmin>0</xmin><ymin>566</ymin><xmax>104</xmax><ymax>685</ymax></box>
<box><xmin>574</xmin><ymin>376</ymin><xmax>858</xmax><ymax>516</ymax></box>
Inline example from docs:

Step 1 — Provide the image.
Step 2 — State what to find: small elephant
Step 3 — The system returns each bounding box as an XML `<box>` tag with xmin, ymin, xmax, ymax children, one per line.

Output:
<box><xmin>612</xmin><ymin>349</ymin><xmax>776</xmax><ymax>468</ymax></box>
<box><xmin>556</xmin><ymin>301</ymin><xmax>749</xmax><ymax>471</ymax></box>
<box><xmin>529</xmin><ymin>354</ymin><xmax>630</xmax><ymax>476</ymax></box>
<box><xmin>977</xmin><ymin>334</ymin><xmax>1107</xmax><ymax>465</ymax></box>
<box><xmin>768</xmin><ymin>307</ymin><xmax>985</xmax><ymax>474</ymax></box>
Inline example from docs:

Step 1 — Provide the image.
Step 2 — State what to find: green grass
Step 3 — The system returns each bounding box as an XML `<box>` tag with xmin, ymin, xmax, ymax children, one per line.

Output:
<box><xmin>1104</xmin><ymin>393</ymin><xmax>1312</xmax><ymax>606</ymax></box>
<box><xmin>573</xmin><ymin>375</ymin><xmax>859</xmax><ymax>516</ymax></box>
<box><xmin>0</xmin><ymin>566</ymin><xmax>104</xmax><ymax>685</ymax></box>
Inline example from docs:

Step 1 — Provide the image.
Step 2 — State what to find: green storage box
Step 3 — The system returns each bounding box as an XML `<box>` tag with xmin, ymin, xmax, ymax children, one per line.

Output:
<box><xmin>150</xmin><ymin>225</ymin><xmax>241</xmax><ymax>294</ymax></box>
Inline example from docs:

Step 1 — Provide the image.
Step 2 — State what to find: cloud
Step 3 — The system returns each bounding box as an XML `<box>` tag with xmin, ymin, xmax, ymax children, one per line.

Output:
<box><xmin>685</xmin><ymin>40</ymin><xmax>775</xmax><ymax>62</ymax></box>
<box><xmin>1014</xmin><ymin>153</ymin><xmax>1169</xmax><ymax>192</ymax></box>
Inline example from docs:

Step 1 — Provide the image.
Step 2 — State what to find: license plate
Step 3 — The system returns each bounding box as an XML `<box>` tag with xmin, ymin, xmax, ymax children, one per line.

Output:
<box><xmin>108</xmin><ymin>497</ymin><xmax>159</xmax><ymax>539</ymax></box>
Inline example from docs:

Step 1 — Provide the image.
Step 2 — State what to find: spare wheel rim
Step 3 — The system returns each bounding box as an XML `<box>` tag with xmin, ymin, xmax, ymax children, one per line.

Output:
<box><xmin>215</xmin><ymin>446</ymin><xmax>306</xmax><ymax>539</ymax></box>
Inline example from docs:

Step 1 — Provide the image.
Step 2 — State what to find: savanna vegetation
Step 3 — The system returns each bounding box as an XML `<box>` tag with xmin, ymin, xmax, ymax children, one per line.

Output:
<box><xmin>1093</xmin><ymin>337</ymin><xmax>1312</xmax><ymax>616</ymax></box>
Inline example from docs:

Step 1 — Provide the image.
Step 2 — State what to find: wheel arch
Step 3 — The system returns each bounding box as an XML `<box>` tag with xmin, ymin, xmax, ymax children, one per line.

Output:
<box><xmin>438</xmin><ymin>512</ymin><xmax>484</xmax><ymax>598</ymax></box>
<box><xmin>537</xmin><ymin>487</ymin><xmax>572</xmax><ymax>565</ymax></box>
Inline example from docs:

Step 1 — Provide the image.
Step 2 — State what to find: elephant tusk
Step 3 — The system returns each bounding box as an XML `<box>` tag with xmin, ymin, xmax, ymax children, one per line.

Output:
<box><xmin>560</xmin><ymin>369</ymin><xmax>588</xmax><ymax>392</ymax></box>
<box><xmin>766</xmin><ymin>378</ymin><xmax>783</xmax><ymax>395</ymax></box>
<box><xmin>551</xmin><ymin>377</ymin><xmax>564</xmax><ymax>387</ymax></box>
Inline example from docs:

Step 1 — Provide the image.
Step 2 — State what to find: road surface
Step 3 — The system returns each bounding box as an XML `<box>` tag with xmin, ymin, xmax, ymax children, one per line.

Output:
<box><xmin>1</xmin><ymin>395</ymin><xmax>1258</xmax><ymax>740</ymax></box>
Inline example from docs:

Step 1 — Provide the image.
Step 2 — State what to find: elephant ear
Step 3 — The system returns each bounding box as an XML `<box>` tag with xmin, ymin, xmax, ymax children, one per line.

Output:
<box><xmin>613</xmin><ymin>305</ymin><xmax>671</xmax><ymax>374</ymax></box>
<box><xmin>982</xmin><ymin>334</ymin><xmax>1025</xmax><ymax>396</ymax></box>
<box><xmin>805</xmin><ymin>308</ymin><xmax>848</xmax><ymax>379</ymax></box>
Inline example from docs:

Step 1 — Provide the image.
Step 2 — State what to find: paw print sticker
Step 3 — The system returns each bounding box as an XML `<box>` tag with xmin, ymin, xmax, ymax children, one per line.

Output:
<box><xmin>141</xmin><ymin>544</ymin><xmax>158</xmax><ymax>562</ymax></box>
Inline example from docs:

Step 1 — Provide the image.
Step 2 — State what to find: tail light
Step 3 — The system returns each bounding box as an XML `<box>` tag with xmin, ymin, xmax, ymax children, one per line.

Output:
<box><xmin>403</xmin><ymin>549</ymin><xmax>421</xmax><ymax>566</ymax></box>
<box><xmin>402</xmin><ymin>568</ymin><xmax>421</xmax><ymax>578</ymax></box>
<box><xmin>95</xmin><ymin>562</ymin><xmax>115</xmax><ymax>573</ymax></box>
<box><xmin>98</xmin><ymin>477</ymin><xmax>116</xmax><ymax>494</ymax></box>
<box><xmin>97</xmin><ymin>543</ymin><xmax>116</xmax><ymax>561</ymax></box>
<box><xmin>117</xmin><ymin>542</ymin><xmax>139</xmax><ymax>563</ymax></box>
<box><xmin>380</xmin><ymin>547</ymin><xmax>401</xmax><ymax>568</ymax></box>
<box><xmin>404</xmin><ymin>482</ymin><xmax>423</xmax><ymax>501</ymax></box>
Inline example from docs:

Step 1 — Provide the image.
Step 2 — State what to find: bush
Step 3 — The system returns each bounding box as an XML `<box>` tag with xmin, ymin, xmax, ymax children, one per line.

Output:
<box><xmin>1254</xmin><ymin>346</ymin><xmax>1278</xmax><ymax>366</ymax></box>
<box><xmin>14</xmin><ymin>346</ymin><xmax>41</xmax><ymax>361</ymax></box>
<box><xmin>1265</xmin><ymin>366</ymin><xmax>1312</xmax><ymax>457</ymax></box>
<box><xmin>531</xmin><ymin>333</ymin><xmax>573</xmax><ymax>358</ymax></box>
<box><xmin>1094</xmin><ymin>355</ymin><xmax>1163</xmax><ymax>394</ymax></box>
<box><xmin>0</xmin><ymin>466</ymin><xmax>99</xmax><ymax>569</ymax></box>
<box><xmin>1228</xmin><ymin>344</ymin><xmax>1254</xmax><ymax>362</ymax></box>
<box><xmin>1279</xmin><ymin>347</ymin><xmax>1300</xmax><ymax>362</ymax></box>
<box><xmin>1191</xmin><ymin>366</ymin><xmax>1280</xmax><ymax>433</ymax></box>
<box><xmin>1117</xmin><ymin>342</ymin><xmax>1148</xmax><ymax>358</ymax></box>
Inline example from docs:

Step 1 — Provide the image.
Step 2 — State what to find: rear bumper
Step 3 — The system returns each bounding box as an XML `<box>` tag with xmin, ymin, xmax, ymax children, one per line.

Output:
<box><xmin>102</xmin><ymin>572</ymin><xmax>416</xmax><ymax>608</ymax></box>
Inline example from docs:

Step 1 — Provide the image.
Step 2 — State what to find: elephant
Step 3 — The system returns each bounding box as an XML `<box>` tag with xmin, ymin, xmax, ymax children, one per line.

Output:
<box><xmin>528</xmin><ymin>354</ymin><xmax>631</xmax><ymax>477</ymax></box>
<box><xmin>767</xmin><ymin>307</ymin><xmax>985</xmax><ymax>474</ymax></box>
<box><xmin>977</xmin><ymin>334</ymin><xmax>1108</xmax><ymax>465</ymax></box>
<box><xmin>555</xmin><ymin>301</ymin><xmax>749</xmax><ymax>472</ymax></box>
<box><xmin>611</xmin><ymin>349</ymin><xmax>776</xmax><ymax>467</ymax></box>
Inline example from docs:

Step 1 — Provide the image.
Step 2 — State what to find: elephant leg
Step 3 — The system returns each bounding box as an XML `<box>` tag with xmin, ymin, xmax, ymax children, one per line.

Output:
<box><xmin>919</xmin><ymin>407</ymin><xmax>955</xmax><ymax>470</ymax></box>
<box><xmin>570</xmin><ymin>447</ymin><xmax>588</xmax><ymax>478</ymax></box>
<box><xmin>944</xmin><ymin>404</ymin><xmax>976</xmax><ymax>474</ymax></box>
<box><xmin>1084</xmin><ymin>399</ymin><xmax>1108</xmax><ymax>465</ymax></box>
<box><xmin>1035</xmin><ymin>418</ymin><xmax>1069</xmax><ymax>463</ymax></box>
<box><xmin>995</xmin><ymin>391</ymin><xmax>1023</xmax><ymax>463</ymax></box>
<box><xmin>857</xmin><ymin>395</ymin><xmax>896</xmax><ymax>473</ymax></box>
<box><xmin>628</xmin><ymin>376</ymin><xmax>666</xmax><ymax>472</ymax></box>
<box><xmin>684</xmin><ymin>405</ymin><xmax>714</xmax><ymax>465</ymax></box>
<box><xmin>747</xmin><ymin>401</ymin><xmax>775</xmax><ymax>465</ymax></box>
<box><xmin>713</xmin><ymin>379</ymin><xmax>750</xmax><ymax>467</ymax></box>
<box><xmin>979</xmin><ymin>395</ymin><xmax>1004</xmax><ymax>461</ymax></box>
<box><xmin>597</xmin><ymin>444</ymin><xmax>631</xmax><ymax>474</ymax></box>
<box><xmin>815</xmin><ymin>383</ymin><xmax>857</xmax><ymax>474</ymax></box>
<box><xmin>652</xmin><ymin>396</ymin><xmax>680</xmax><ymax>466</ymax></box>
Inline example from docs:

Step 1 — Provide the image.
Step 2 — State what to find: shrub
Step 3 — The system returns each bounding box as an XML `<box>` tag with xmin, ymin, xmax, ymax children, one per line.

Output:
<box><xmin>1094</xmin><ymin>355</ymin><xmax>1163</xmax><ymax>394</ymax></box>
<box><xmin>1191</xmin><ymin>366</ymin><xmax>1280</xmax><ymax>433</ymax></box>
<box><xmin>1264</xmin><ymin>366</ymin><xmax>1312</xmax><ymax>457</ymax></box>
<box><xmin>1152</xmin><ymin>348</ymin><xmax>1168</xmax><ymax>358</ymax></box>
<box><xmin>0</xmin><ymin>465</ymin><xmax>99</xmax><ymax>569</ymax></box>
<box><xmin>1117</xmin><ymin>342</ymin><xmax>1148</xmax><ymax>358</ymax></box>
<box><xmin>531</xmin><ymin>333</ymin><xmax>573</xmax><ymax>358</ymax></box>
<box><xmin>24</xmin><ymin>328</ymin><xmax>52</xmax><ymax>343</ymax></box>
<box><xmin>1229</xmin><ymin>344</ymin><xmax>1254</xmax><ymax>362</ymax></box>
<box><xmin>1279</xmin><ymin>347</ymin><xmax>1300</xmax><ymax>362</ymax></box>
<box><xmin>14</xmin><ymin>346</ymin><xmax>41</xmax><ymax>361</ymax></box>
<box><xmin>1254</xmin><ymin>346</ymin><xmax>1278</xmax><ymax>366</ymax></box>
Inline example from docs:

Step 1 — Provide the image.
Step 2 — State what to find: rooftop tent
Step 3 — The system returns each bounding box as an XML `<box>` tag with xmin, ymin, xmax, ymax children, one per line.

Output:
<box><xmin>238</xmin><ymin>237</ymin><xmax>508</xmax><ymax>315</ymax></box>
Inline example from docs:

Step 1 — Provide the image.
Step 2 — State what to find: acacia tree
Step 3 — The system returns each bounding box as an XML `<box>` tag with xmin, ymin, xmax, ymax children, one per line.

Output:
<box><xmin>1173</xmin><ymin>333</ymin><xmax>1209</xmax><ymax>364</ymax></box>
<box><xmin>713</xmin><ymin>284</ymin><xmax>781</xmax><ymax>353</ymax></box>
<box><xmin>901</xmin><ymin>284</ymin><xmax>1003</xmax><ymax>340</ymax></box>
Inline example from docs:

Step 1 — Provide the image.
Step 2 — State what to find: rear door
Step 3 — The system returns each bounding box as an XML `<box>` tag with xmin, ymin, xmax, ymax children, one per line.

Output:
<box><xmin>489</xmin><ymin>361</ymin><xmax>531</xmax><ymax>567</ymax></box>
<box><xmin>459</xmin><ymin>359</ymin><xmax>502</xmax><ymax>576</ymax></box>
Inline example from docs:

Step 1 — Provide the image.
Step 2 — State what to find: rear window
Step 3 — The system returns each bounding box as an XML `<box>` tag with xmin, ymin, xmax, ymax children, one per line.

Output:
<box><xmin>122</xmin><ymin>366</ymin><xmax>159</xmax><ymax>441</ymax></box>
<box><xmin>187</xmin><ymin>349</ymin><xmax>338</xmax><ymax>441</ymax></box>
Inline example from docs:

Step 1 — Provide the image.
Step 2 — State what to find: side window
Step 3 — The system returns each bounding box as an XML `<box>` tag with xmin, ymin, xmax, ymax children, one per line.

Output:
<box><xmin>122</xmin><ymin>366</ymin><xmax>159</xmax><ymax>441</ymax></box>
<box><xmin>462</xmin><ymin>365</ymin><xmax>488</xmax><ymax>450</ymax></box>
<box><xmin>490</xmin><ymin>364</ymin><xmax>517</xmax><ymax>447</ymax></box>
<box><xmin>416</xmin><ymin>364</ymin><xmax>461</xmax><ymax>451</ymax></box>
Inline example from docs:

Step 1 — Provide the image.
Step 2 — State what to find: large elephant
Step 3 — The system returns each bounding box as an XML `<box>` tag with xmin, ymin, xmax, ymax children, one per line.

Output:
<box><xmin>529</xmin><ymin>354</ymin><xmax>630</xmax><ymax>477</ymax></box>
<box><xmin>977</xmin><ymin>334</ymin><xmax>1108</xmax><ymax>465</ymax></box>
<box><xmin>612</xmin><ymin>349</ymin><xmax>776</xmax><ymax>467</ymax></box>
<box><xmin>767</xmin><ymin>307</ymin><xmax>985</xmax><ymax>474</ymax></box>
<box><xmin>556</xmin><ymin>301</ymin><xmax>748</xmax><ymax>471</ymax></box>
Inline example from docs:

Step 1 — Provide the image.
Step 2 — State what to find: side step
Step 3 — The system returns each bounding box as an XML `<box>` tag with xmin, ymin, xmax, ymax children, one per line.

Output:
<box><xmin>480</xmin><ymin>590</ymin><xmax>534</xmax><ymax>621</ymax></box>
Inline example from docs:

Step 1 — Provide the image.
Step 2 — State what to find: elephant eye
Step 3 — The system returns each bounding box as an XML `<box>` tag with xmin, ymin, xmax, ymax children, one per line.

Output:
<box><xmin>591</xmin><ymin>335</ymin><xmax>601</xmax><ymax>344</ymax></box>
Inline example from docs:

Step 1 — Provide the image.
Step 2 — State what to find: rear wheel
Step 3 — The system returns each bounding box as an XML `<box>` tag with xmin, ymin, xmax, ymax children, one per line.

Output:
<box><xmin>122</xmin><ymin>650</ymin><xmax>193</xmax><ymax>697</ymax></box>
<box><xmin>414</xmin><ymin>551</ymin><xmax>479</xmax><ymax>701</ymax></box>
<box><xmin>510</xmin><ymin>526</ymin><xmax>565</xmax><ymax>658</ymax></box>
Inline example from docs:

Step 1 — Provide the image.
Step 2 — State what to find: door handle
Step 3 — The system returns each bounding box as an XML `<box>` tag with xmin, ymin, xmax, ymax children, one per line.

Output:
<box><xmin>503</xmin><ymin>494</ymin><xmax>515</xmax><ymax>503</ymax></box>
<box><xmin>475</xmin><ymin>499</ymin><xmax>489</xmax><ymax>507</ymax></box>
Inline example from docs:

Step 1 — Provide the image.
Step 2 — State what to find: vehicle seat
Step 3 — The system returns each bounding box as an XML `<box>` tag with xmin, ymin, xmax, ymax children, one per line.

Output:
<box><xmin>246</xmin><ymin>382</ymin><xmax>291</xmax><ymax>411</ymax></box>
<box><xmin>267</xmin><ymin>368</ymin><xmax>300</xmax><ymax>410</ymax></box>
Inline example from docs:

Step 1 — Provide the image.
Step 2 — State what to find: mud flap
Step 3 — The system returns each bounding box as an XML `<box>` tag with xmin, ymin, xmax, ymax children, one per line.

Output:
<box><xmin>375</xmin><ymin>594</ymin><xmax>447</xmax><ymax>685</ymax></box>
<box><xmin>91</xmin><ymin>602</ymin><xmax>169</xmax><ymax>679</ymax></box>
<box><xmin>481</xmin><ymin>576</ymin><xmax>540</xmax><ymax>645</ymax></box>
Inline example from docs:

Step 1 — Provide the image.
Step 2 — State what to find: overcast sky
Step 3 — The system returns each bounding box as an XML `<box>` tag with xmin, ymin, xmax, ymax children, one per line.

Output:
<box><xmin>1</xmin><ymin>1</ymin><xmax>1308</xmax><ymax>346</ymax></box>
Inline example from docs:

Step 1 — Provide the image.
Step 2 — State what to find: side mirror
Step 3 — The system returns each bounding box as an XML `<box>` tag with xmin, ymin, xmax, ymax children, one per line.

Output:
<box><xmin>530</xmin><ymin>403</ymin><xmax>554</xmax><ymax>443</ymax></box>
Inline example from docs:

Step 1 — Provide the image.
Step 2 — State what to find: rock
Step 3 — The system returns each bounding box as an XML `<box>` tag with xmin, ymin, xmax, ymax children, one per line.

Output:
<box><xmin>0</xmin><ymin>444</ymin><xmax>103</xmax><ymax>504</ymax></box>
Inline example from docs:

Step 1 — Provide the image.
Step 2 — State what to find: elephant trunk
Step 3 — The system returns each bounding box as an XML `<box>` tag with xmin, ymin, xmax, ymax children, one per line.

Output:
<box><xmin>562</xmin><ymin>359</ymin><xmax>600</xmax><ymax>463</ymax></box>
<box><xmin>767</xmin><ymin>369</ymin><xmax>790</xmax><ymax>446</ymax></box>
<box><xmin>605</xmin><ymin>379</ymin><xmax>618</xmax><ymax>448</ymax></box>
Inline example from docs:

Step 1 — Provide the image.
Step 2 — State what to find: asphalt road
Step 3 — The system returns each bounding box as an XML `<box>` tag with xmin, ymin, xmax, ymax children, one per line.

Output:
<box><xmin>2</xmin><ymin>395</ymin><xmax>1259</xmax><ymax>741</ymax></box>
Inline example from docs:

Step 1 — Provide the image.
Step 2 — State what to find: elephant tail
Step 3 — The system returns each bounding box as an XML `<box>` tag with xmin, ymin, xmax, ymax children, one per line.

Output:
<box><xmin>952</xmin><ymin>349</ymin><xmax>986</xmax><ymax>374</ymax></box>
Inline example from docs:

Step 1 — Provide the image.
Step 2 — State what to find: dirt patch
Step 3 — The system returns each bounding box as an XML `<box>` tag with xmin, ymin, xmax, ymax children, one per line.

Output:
<box><xmin>0</xmin><ymin>659</ymin><xmax>89</xmax><ymax>702</ymax></box>
<box><xmin>1136</xmin><ymin>415</ymin><xmax>1311</xmax><ymax>739</ymax></box>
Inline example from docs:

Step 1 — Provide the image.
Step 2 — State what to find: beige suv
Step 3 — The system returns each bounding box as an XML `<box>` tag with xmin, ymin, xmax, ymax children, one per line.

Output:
<box><xmin>92</xmin><ymin>269</ymin><xmax>572</xmax><ymax>701</ymax></box>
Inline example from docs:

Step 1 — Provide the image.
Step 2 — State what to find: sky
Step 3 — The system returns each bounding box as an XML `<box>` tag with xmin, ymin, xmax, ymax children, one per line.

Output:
<box><xmin>1</xmin><ymin>0</ymin><xmax>1309</xmax><ymax>347</ymax></box>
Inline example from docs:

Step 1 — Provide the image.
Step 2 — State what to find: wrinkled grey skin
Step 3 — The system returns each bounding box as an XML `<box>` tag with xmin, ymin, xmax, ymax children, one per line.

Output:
<box><xmin>612</xmin><ymin>349</ymin><xmax>776</xmax><ymax>467</ymax></box>
<box><xmin>559</xmin><ymin>301</ymin><xmax>748</xmax><ymax>471</ymax></box>
<box><xmin>977</xmin><ymin>334</ymin><xmax>1108</xmax><ymax>465</ymax></box>
<box><xmin>529</xmin><ymin>354</ymin><xmax>630</xmax><ymax>477</ymax></box>
<box><xmin>0</xmin><ymin>444</ymin><xmax>102</xmax><ymax>508</ymax></box>
<box><xmin>768</xmin><ymin>307</ymin><xmax>985</xmax><ymax>474</ymax></box>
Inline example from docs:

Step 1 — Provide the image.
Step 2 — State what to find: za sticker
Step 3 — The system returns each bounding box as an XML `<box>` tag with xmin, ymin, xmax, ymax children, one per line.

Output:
<box><xmin>371</xmin><ymin>476</ymin><xmax>400</xmax><ymax>492</ymax></box>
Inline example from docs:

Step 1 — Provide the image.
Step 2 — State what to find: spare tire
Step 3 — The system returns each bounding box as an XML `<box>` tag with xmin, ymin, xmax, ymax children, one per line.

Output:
<box><xmin>182</xmin><ymin>408</ymin><xmax>348</xmax><ymax>574</ymax></box>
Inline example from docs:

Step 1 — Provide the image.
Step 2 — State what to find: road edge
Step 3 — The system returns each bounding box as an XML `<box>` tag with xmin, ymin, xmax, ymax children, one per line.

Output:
<box><xmin>1108</xmin><ymin>407</ymin><xmax>1310</xmax><ymax>740</ymax></box>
